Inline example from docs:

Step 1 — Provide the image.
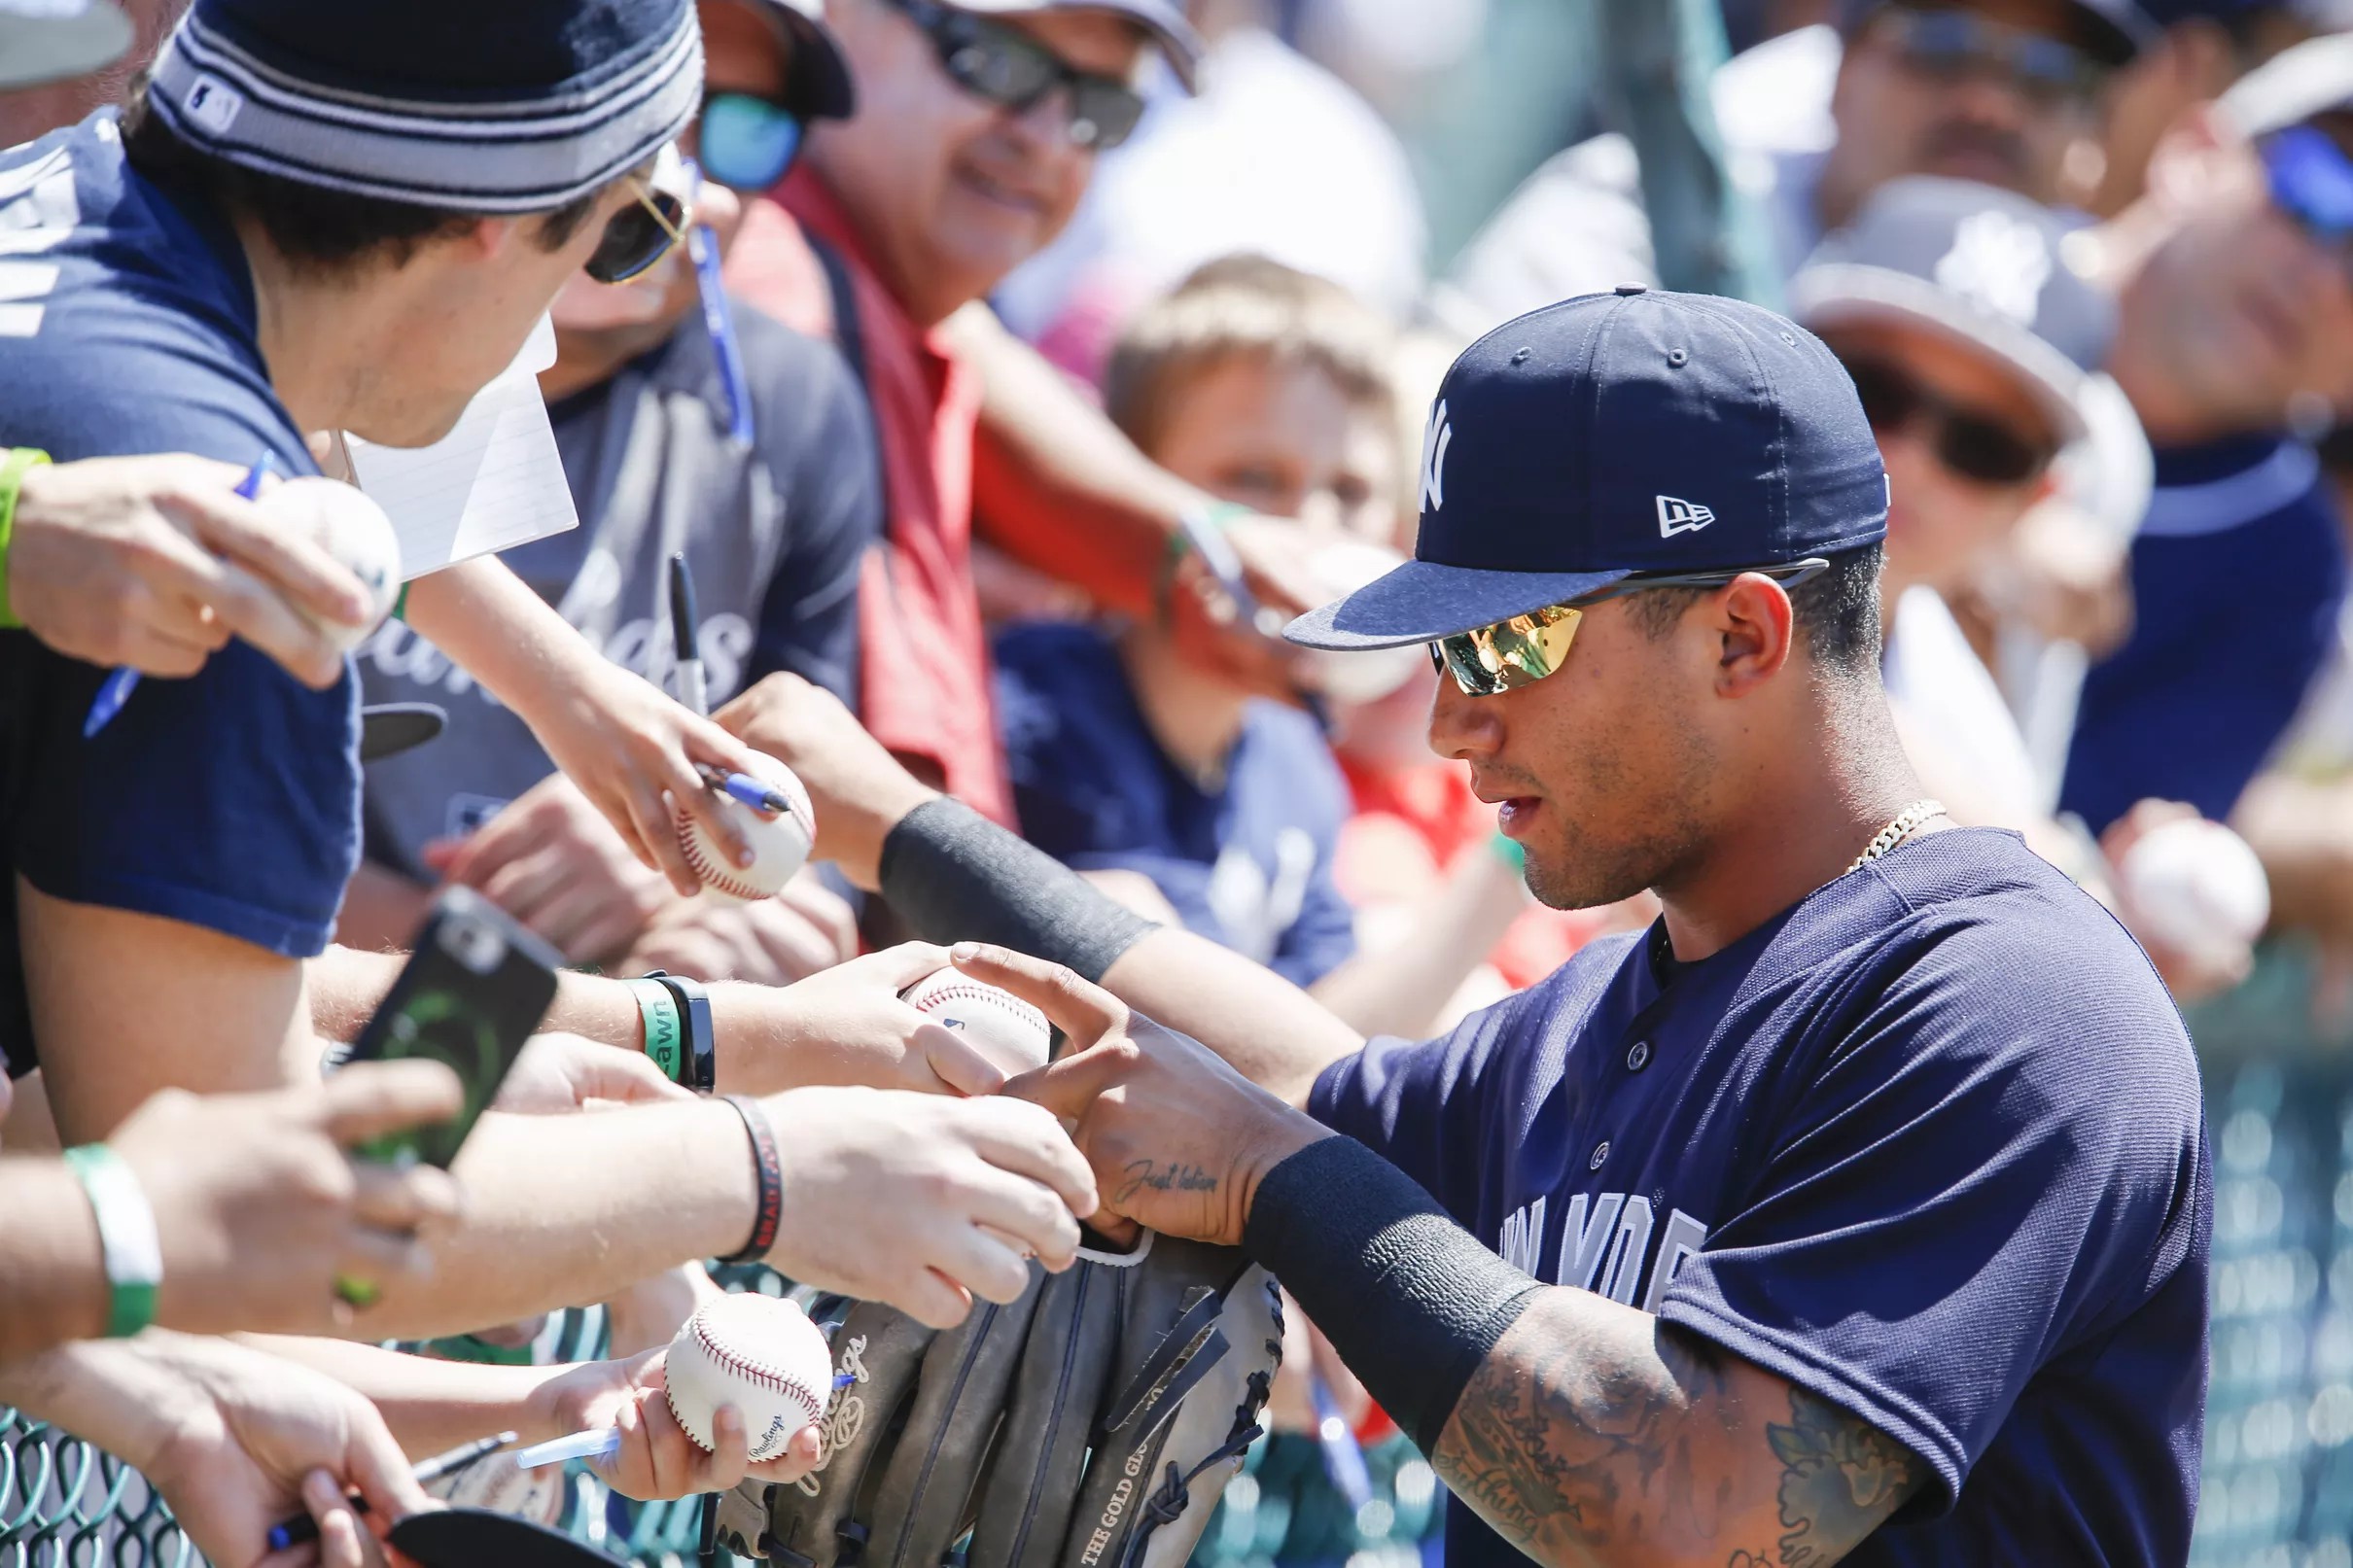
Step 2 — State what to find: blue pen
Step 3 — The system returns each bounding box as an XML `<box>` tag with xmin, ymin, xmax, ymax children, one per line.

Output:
<box><xmin>690</xmin><ymin>226</ymin><xmax>754</xmax><ymax>445</ymax></box>
<box><xmin>84</xmin><ymin>451</ymin><xmax>274</xmax><ymax>738</ymax></box>
<box><xmin>696</xmin><ymin>762</ymin><xmax>792</xmax><ymax>818</ymax></box>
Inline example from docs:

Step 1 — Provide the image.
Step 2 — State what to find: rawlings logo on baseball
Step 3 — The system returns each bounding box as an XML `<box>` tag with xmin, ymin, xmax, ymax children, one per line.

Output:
<box><xmin>662</xmin><ymin>1295</ymin><xmax>832</xmax><ymax>1462</ymax></box>
<box><xmin>676</xmin><ymin>755</ymin><xmax>816</xmax><ymax>903</ymax></box>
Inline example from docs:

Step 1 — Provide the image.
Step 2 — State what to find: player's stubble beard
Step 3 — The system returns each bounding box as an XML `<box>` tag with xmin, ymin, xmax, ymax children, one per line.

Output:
<box><xmin>1514</xmin><ymin>704</ymin><xmax>1716</xmax><ymax>914</ymax></box>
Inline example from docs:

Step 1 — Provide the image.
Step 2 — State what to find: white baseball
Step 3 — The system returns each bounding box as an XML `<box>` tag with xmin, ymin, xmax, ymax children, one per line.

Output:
<box><xmin>662</xmin><ymin>1294</ymin><xmax>833</xmax><ymax>1462</ymax></box>
<box><xmin>675</xmin><ymin>753</ymin><xmax>816</xmax><ymax>903</ymax></box>
<box><xmin>2122</xmin><ymin>818</ymin><xmax>2271</xmax><ymax>962</ymax></box>
<box><xmin>900</xmin><ymin>970</ymin><xmax>1052</xmax><ymax>1075</ymax></box>
<box><xmin>254</xmin><ymin>476</ymin><xmax>402</xmax><ymax>651</ymax></box>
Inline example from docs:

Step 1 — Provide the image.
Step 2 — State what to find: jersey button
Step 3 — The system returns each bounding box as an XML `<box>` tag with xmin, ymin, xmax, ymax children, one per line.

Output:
<box><xmin>1626</xmin><ymin>1040</ymin><xmax>1652</xmax><ymax>1072</ymax></box>
<box><xmin>1589</xmin><ymin>1140</ymin><xmax>1610</xmax><ymax>1171</ymax></box>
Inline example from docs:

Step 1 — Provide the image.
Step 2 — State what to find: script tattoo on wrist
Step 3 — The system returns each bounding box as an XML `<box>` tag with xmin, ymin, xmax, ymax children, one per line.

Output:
<box><xmin>1112</xmin><ymin>1160</ymin><xmax>1218</xmax><ymax>1206</ymax></box>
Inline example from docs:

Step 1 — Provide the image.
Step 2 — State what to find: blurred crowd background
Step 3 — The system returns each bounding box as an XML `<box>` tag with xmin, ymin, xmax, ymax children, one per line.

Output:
<box><xmin>15</xmin><ymin>0</ymin><xmax>2353</xmax><ymax>1562</ymax></box>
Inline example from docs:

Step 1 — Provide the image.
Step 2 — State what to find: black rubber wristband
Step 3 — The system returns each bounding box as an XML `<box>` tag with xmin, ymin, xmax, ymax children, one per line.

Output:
<box><xmin>720</xmin><ymin>1096</ymin><xmax>784</xmax><ymax>1265</ymax></box>
<box><xmin>878</xmin><ymin>797</ymin><xmax>1155</xmax><ymax>984</ymax></box>
<box><xmin>1245</xmin><ymin>1135</ymin><xmax>1543</xmax><ymax>1453</ymax></box>
<box><xmin>649</xmin><ymin>971</ymin><xmax>717</xmax><ymax>1095</ymax></box>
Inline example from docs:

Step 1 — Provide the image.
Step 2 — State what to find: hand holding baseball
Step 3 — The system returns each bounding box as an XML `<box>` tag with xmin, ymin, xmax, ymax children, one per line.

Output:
<box><xmin>715</xmin><ymin>675</ymin><xmax>940</xmax><ymax>889</ymax></box>
<box><xmin>535</xmin><ymin>1342</ymin><xmax>821</xmax><ymax>1502</ymax></box>
<box><xmin>977</xmin><ymin>944</ymin><xmax>1331</xmax><ymax>1248</ymax></box>
<box><xmin>725</xmin><ymin>944</ymin><xmax>1016</xmax><ymax>1098</ymax></box>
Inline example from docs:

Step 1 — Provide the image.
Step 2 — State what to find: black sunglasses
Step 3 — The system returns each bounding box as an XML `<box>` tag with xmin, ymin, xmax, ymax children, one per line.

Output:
<box><xmin>1840</xmin><ymin>355</ymin><xmax>2054</xmax><ymax>487</ymax></box>
<box><xmin>583</xmin><ymin>149</ymin><xmax>689</xmax><ymax>284</ymax></box>
<box><xmin>887</xmin><ymin>0</ymin><xmax>1147</xmax><ymax>151</ymax></box>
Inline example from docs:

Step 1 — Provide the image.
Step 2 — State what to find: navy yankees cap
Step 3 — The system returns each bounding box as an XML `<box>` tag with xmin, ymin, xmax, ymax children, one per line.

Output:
<box><xmin>1286</xmin><ymin>288</ymin><xmax>1888</xmax><ymax>652</ymax></box>
<box><xmin>147</xmin><ymin>0</ymin><xmax>703</xmax><ymax>213</ymax></box>
<box><xmin>1790</xmin><ymin>177</ymin><xmax>2113</xmax><ymax>442</ymax></box>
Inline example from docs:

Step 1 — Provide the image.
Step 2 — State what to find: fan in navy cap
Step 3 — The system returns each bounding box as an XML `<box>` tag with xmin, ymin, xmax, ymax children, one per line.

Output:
<box><xmin>699</xmin><ymin>282</ymin><xmax>2211</xmax><ymax>1564</ymax></box>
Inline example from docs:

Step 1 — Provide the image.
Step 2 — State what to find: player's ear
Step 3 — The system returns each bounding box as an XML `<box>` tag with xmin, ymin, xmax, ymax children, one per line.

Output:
<box><xmin>1711</xmin><ymin>573</ymin><xmax>1798</xmax><ymax>697</ymax></box>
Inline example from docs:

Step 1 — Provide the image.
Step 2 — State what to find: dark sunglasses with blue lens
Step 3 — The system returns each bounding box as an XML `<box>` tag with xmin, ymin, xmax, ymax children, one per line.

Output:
<box><xmin>699</xmin><ymin>91</ymin><xmax>806</xmax><ymax>192</ymax></box>
<box><xmin>886</xmin><ymin>0</ymin><xmax>1147</xmax><ymax>151</ymax></box>
<box><xmin>1877</xmin><ymin>5</ymin><xmax>2103</xmax><ymax>109</ymax></box>
<box><xmin>2264</xmin><ymin>122</ymin><xmax>2353</xmax><ymax>255</ymax></box>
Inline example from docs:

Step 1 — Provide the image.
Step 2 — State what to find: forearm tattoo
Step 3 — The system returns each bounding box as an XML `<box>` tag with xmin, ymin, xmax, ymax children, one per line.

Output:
<box><xmin>1432</xmin><ymin>1317</ymin><xmax>1921</xmax><ymax>1568</ymax></box>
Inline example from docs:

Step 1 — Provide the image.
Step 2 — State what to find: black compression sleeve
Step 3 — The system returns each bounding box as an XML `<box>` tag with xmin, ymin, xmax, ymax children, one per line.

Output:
<box><xmin>1245</xmin><ymin>1135</ymin><xmax>1542</xmax><ymax>1453</ymax></box>
<box><xmin>878</xmin><ymin>797</ymin><xmax>1156</xmax><ymax>984</ymax></box>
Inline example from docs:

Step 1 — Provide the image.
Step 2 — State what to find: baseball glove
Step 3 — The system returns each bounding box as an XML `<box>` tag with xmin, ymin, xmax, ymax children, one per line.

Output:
<box><xmin>713</xmin><ymin>1233</ymin><xmax>1282</xmax><ymax>1568</ymax></box>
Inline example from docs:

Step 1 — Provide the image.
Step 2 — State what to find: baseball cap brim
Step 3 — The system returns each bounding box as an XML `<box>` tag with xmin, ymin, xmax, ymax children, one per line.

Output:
<box><xmin>746</xmin><ymin>0</ymin><xmax>857</xmax><ymax>121</ymax></box>
<box><xmin>1285</xmin><ymin>560</ymin><xmax>1641</xmax><ymax>653</ymax></box>
<box><xmin>945</xmin><ymin>0</ymin><xmax>1205</xmax><ymax>91</ymax></box>
<box><xmin>1790</xmin><ymin>263</ymin><xmax>2090</xmax><ymax>445</ymax></box>
<box><xmin>0</xmin><ymin>0</ymin><xmax>132</xmax><ymax>91</ymax></box>
<box><xmin>1839</xmin><ymin>0</ymin><xmax>2152</xmax><ymax>67</ymax></box>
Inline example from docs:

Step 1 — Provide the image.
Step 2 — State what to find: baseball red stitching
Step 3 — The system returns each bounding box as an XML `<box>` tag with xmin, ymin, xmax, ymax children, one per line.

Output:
<box><xmin>685</xmin><ymin>1308</ymin><xmax>827</xmax><ymax>1422</ymax></box>
<box><xmin>908</xmin><ymin>983</ymin><xmax>1048</xmax><ymax>1032</ymax></box>
<box><xmin>676</xmin><ymin>810</ymin><xmax>775</xmax><ymax>902</ymax></box>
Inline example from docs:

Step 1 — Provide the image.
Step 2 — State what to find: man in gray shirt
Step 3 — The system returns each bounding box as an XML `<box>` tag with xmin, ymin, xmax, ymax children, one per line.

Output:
<box><xmin>350</xmin><ymin>0</ymin><xmax>881</xmax><ymax>977</ymax></box>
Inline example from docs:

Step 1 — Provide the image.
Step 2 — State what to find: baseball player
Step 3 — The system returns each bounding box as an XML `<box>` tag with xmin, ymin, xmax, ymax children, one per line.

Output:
<box><xmin>722</xmin><ymin>287</ymin><xmax>2209</xmax><ymax>1565</ymax></box>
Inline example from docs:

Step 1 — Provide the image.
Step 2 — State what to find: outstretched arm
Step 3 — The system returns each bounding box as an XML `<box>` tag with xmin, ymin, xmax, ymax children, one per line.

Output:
<box><xmin>715</xmin><ymin>674</ymin><xmax>1363</xmax><ymax>1106</ymax></box>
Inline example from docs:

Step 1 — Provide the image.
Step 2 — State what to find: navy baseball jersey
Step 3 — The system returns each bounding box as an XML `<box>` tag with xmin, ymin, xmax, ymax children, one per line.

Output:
<box><xmin>0</xmin><ymin>112</ymin><xmax>356</xmax><ymax>1076</ymax></box>
<box><xmin>2064</xmin><ymin>435</ymin><xmax>2346</xmax><ymax>833</ymax></box>
<box><xmin>1313</xmin><ymin>828</ymin><xmax>2209</xmax><ymax>1565</ymax></box>
<box><xmin>996</xmin><ymin>621</ymin><xmax>1357</xmax><ymax>988</ymax></box>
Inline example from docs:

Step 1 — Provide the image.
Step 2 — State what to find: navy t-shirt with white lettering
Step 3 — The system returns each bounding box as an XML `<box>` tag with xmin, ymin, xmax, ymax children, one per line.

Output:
<box><xmin>1312</xmin><ymin>828</ymin><xmax>2209</xmax><ymax>1566</ymax></box>
<box><xmin>996</xmin><ymin>621</ymin><xmax>1357</xmax><ymax>988</ymax></box>
<box><xmin>0</xmin><ymin>113</ymin><xmax>357</xmax><ymax>1075</ymax></box>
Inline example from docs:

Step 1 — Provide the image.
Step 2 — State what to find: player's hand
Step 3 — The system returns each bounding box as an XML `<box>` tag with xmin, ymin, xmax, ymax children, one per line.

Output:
<box><xmin>7</xmin><ymin>453</ymin><xmax>375</xmax><ymax>688</ymax></box>
<box><xmin>714</xmin><ymin>675</ymin><xmax>938</xmax><ymax>889</ymax></box>
<box><xmin>974</xmin><ymin>944</ymin><xmax>1329</xmax><ymax>1248</ymax></box>
<box><xmin>128</xmin><ymin>1333</ymin><xmax>434</xmax><ymax>1568</ymax></box>
<box><xmin>523</xmin><ymin>655</ymin><xmax>778</xmax><ymax>899</ymax></box>
<box><xmin>426</xmin><ymin>775</ymin><xmax>670</xmax><ymax>966</ymax></box>
<box><xmin>534</xmin><ymin>1347</ymin><xmax>821</xmax><ymax>1501</ymax></box>
<box><xmin>1165</xmin><ymin>514</ymin><xmax>1324</xmax><ymax>704</ymax></box>
<box><xmin>757</xmin><ymin>1086</ymin><xmax>1098</xmax><ymax>1328</ymax></box>
<box><xmin>107</xmin><ymin>1065</ymin><xmax>465</xmax><ymax>1337</ymax></box>
<box><xmin>716</xmin><ymin>943</ymin><xmax>1009</xmax><ymax>1098</ymax></box>
<box><xmin>628</xmin><ymin>867</ymin><xmax>859</xmax><ymax>987</ymax></box>
<box><xmin>491</xmin><ymin>1032</ymin><xmax>693</xmax><ymax>1116</ymax></box>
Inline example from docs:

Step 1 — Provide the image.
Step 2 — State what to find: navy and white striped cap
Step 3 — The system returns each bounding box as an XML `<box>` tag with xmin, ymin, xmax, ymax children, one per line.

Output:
<box><xmin>146</xmin><ymin>0</ymin><xmax>703</xmax><ymax>214</ymax></box>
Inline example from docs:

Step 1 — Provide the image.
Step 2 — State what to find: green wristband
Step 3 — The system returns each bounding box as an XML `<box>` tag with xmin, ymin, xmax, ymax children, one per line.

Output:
<box><xmin>629</xmin><ymin>977</ymin><xmax>685</xmax><ymax>1083</ymax></box>
<box><xmin>0</xmin><ymin>448</ymin><xmax>53</xmax><ymax>632</ymax></box>
<box><xmin>61</xmin><ymin>1144</ymin><xmax>162</xmax><ymax>1339</ymax></box>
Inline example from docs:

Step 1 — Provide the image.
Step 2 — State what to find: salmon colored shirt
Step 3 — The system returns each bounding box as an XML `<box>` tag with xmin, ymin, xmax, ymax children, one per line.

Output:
<box><xmin>726</xmin><ymin>169</ymin><xmax>1013</xmax><ymax>825</ymax></box>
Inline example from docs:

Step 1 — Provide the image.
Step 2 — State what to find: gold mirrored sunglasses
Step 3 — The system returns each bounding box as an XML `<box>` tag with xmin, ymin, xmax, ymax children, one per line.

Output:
<box><xmin>1428</xmin><ymin>558</ymin><xmax>1832</xmax><ymax>698</ymax></box>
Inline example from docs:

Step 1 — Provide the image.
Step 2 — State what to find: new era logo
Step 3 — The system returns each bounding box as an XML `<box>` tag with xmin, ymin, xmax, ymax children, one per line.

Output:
<box><xmin>1657</xmin><ymin>496</ymin><xmax>1715</xmax><ymax>537</ymax></box>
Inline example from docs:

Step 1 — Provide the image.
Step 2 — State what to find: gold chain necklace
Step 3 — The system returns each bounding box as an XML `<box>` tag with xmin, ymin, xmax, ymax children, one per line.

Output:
<box><xmin>1846</xmin><ymin>799</ymin><xmax>1946</xmax><ymax>875</ymax></box>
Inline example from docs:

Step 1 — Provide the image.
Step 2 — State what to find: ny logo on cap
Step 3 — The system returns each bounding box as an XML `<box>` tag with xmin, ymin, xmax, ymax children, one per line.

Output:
<box><xmin>1657</xmin><ymin>496</ymin><xmax>1716</xmax><ymax>538</ymax></box>
<box><xmin>1934</xmin><ymin>210</ymin><xmax>2050</xmax><ymax>328</ymax></box>
<box><xmin>1421</xmin><ymin>401</ymin><xmax>1454</xmax><ymax>515</ymax></box>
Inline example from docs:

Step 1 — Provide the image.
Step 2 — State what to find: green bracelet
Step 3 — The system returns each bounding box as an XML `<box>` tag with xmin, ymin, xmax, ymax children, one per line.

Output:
<box><xmin>61</xmin><ymin>1144</ymin><xmax>162</xmax><ymax>1339</ymax></box>
<box><xmin>0</xmin><ymin>448</ymin><xmax>53</xmax><ymax>632</ymax></box>
<box><xmin>628</xmin><ymin>977</ymin><xmax>685</xmax><ymax>1083</ymax></box>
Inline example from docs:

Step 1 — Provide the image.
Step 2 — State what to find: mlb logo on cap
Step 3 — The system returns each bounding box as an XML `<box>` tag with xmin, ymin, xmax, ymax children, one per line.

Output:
<box><xmin>1287</xmin><ymin>286</ymin><xmax>1888</xmax><ymax>651</ymax></box>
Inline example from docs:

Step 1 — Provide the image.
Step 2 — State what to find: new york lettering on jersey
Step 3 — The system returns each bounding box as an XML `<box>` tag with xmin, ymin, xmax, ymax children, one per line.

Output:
<box><xmin>1312</xmin><ymin>828</ymin><xmax>2209</xmax><ymax>1567</ymax></box>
